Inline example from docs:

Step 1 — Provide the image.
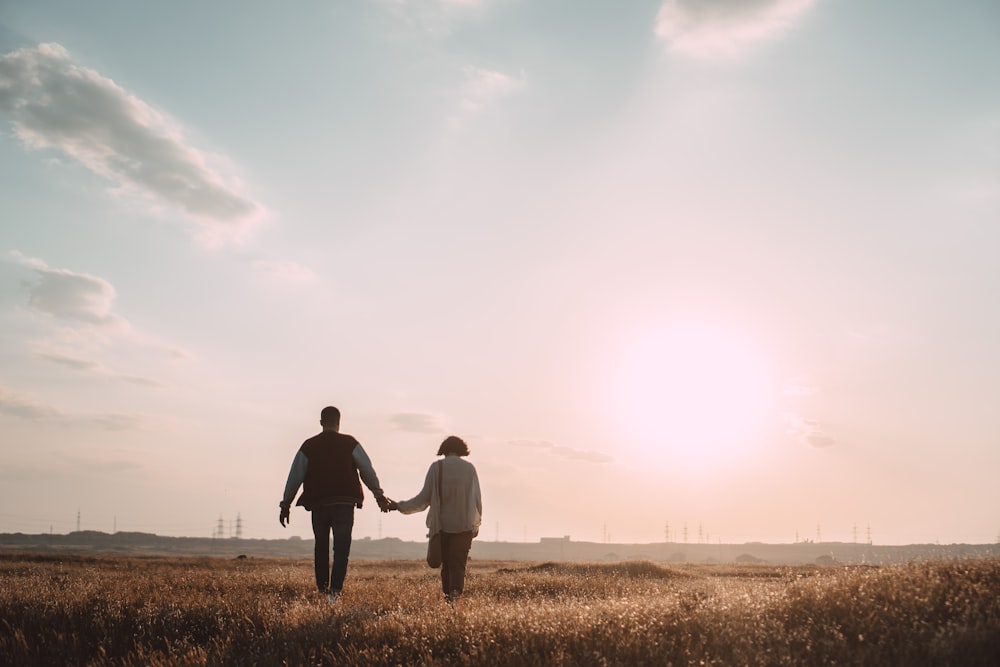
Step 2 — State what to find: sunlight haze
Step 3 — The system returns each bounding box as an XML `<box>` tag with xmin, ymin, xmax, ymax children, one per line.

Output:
<box><xmin>1</xmin><ymin>0</ymin><xmax>998</xmax><ymax>547</ymax></box>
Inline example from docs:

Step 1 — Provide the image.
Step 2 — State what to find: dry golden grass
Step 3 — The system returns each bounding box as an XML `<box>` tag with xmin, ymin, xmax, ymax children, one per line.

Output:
<box><xmin>1</xmin><ymin>553</ymin><xmax>998</xmax><ymax>665</ymax></box>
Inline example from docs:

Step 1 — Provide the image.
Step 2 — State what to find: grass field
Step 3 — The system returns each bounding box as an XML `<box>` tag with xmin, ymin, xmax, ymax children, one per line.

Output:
<box><xmin>1</xmin><ymin>553</ymin><xmax>998</xmax><ymax>666</ymax></box>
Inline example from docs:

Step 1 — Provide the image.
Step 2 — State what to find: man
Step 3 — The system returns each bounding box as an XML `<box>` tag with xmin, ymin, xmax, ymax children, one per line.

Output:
<box><xmin>279</xmin><ymin>406</ymin><xmax>390</xmax><ymax>602</ymax></box>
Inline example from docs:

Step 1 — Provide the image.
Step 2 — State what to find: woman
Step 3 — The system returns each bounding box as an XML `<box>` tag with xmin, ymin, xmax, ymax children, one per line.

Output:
<box><xmin>391</xmin><ymin>436</ymin><xmax>482</xmax><ymax>602</ymax></box>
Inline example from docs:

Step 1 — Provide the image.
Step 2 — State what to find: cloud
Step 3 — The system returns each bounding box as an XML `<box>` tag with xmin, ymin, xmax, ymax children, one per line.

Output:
<box><xmin>36</xmin><ymin>351</ymin><xmax>162</xmax><ymax>387</ymax></box>
<box><xmin>0</xmin><ymin>43</ymin><xmax>263</xmax><ymax>246</ymax></box>
<box><xmin>252</xmin><ymin>259</ymin><xmax>318</xmax><ymax>285</ymax></box>
<box><xmin>0</xmin><ymin>385</ymin><xmax>62</xmax><ymax>421</ymax></box>
<box><xmin>805</xmin><ymin>432</ymin><xmax>835</xmax><ymax>448</ymax></box>
<box><xmin>0</xmin><ymin>383</ymin><xmax>142</xmax><ymax>431</ymax></box>
<box><xmin>10</xmin><ymin>251</ymin><xmax>185</xmax><ymax>385</ymax></box>
<box><xmin>86</xmin><ymin>414</ymin><xmax>144</xmax><ymax>432</ymax></box>
<box><xmin>63</xmin><ymin>454</ymin><xmax>143</xmax><ymax>474</ymax></box>
<box><xmin>781</xmin><ymin>381</ymin><xmax>817</xmax><ymax>397</ymax></box>
<box><xmin>460</xmin><ymin>66</ymin><xmax>524</xmax><ymax>113</ymax></box>
<box><xmin>655</xmin><ymin>0</ymin><xmax>815</xmax><ymax>58</ymax></box>
<box><xmin>509</xmin><ymin>439</ymin><xmax>614</xmax><ymax>464</ymax></box>
<box><xmin>62</xmin><ymin>454</ymin><xmax>143</xmax><ymax>475</ymax></box>
<box><xmin>379</xmin><ymin>0</ymin><xmax>487</xmax><ymax>36</ymax></box>
<box><xmin>390</xmin><ymin>412</ymin><xmax>445</xmax><ymax>433</ymax></box>
<box><xmin>15</xmin><ymin>253</ymin><xmax>121</xmax><ymax>326</ymax></box>
<box><xmin>780</xmin><ymin>411</ymin><xmax>836</xmax><ymax>448</ymax></box>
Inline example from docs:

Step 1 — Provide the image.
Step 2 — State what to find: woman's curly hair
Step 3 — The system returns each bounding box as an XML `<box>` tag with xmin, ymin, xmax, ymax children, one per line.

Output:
<box><xmin>437</xmin><ymin>435</ymin><xmax>470</xmax><ymax>456</ymax></box>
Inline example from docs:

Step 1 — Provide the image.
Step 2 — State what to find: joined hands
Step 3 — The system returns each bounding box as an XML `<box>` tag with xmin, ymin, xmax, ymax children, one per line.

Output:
<box><xmin>376</xmin><ymin>494</ymin><xmax>397</xmax><ymax>513</ymax></box>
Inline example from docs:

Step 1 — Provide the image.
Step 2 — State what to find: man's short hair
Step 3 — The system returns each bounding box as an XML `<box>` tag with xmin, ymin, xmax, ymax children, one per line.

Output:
<box><xmin>320</xmin><ymin>406</ymin><xmax>341</xmax><ymax>424</ymax></box>
<box><xmin>437</xmin><ymin>435</ymin><xmax>470</xmax><ymax>457</ymax></box>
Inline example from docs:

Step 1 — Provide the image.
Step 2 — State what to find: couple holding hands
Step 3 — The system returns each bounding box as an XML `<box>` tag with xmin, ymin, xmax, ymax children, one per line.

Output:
<box><xmin>279</xmin><ymin>406</ymin><xmax>482</xmax><ymax>603</ymax></box>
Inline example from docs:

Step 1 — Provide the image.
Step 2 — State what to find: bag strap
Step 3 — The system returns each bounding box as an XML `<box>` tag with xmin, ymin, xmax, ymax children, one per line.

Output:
<box><xmin>434</xmin><ymin>459</ymin><xmax>444</xmax><ymax>532</ymax></box>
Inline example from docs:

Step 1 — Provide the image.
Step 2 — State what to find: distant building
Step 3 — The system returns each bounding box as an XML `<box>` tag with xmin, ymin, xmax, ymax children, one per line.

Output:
<box><xmin>540</xmin><ymin>536</ymin><xmax>571</xmax><ymax>544</ymax></box>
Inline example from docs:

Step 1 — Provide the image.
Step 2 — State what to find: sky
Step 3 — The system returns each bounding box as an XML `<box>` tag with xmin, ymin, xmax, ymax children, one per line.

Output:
<box><xmin>1</xmin><ymin>0</ymin><xmax>998</xmax><ymax>547</ymax></box>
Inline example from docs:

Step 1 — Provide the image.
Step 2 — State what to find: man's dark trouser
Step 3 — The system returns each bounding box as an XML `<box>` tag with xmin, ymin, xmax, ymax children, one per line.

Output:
<box><xmin>311</xmin><ymin>504</ymin><xmax>355</xmax><ymax>593</ymax></box>
<box><xmin>440</xmin><ymin>530</ymin><xmax>474</xmax><ymax>598</ymax></box>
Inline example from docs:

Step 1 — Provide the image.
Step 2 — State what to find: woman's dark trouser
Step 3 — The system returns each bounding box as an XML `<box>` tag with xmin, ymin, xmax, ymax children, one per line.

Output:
<box><xmin>440</xmin><ymin>530</ymin><xmax>474</xmax><ymax>597</ymax></box>
<box><xmin>311</xmin><ymin>504</ymin><xmax>355</xmax><ymax>593</ymax></box>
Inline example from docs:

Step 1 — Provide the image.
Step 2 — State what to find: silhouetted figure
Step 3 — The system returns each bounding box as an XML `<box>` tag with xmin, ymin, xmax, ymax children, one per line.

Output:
<box><xmin>389</xmin><ymin>436</ymin><xmax>482</xmax><ymax>602</ymax></box>
<box><xmin>279</xmin><ymin>406</ymin><xmax>390</xmax><ymax>602</ymax></box>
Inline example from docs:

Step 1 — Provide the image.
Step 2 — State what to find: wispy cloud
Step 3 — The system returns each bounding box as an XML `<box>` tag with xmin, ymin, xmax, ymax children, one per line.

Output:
<box><xmin>10</xmin><ymin>251</ymin><xmax>186</xmax><ymax>383</ymax></box>
<box><xmin>0</xmin><ymin>43</ymin><xmax>263</xmax><ymax>247</ymax></box>
<box><xmin>781</xmin><ymin>380</ymin><xmax>817</xmax><ymax>397</ymax></box>
<box><xmin>0</xmin><ymin>383</ymin><xmax>143</xmax><ymax>431</ymax></box>
<box><xmin>35</xmin><ymin>351</ymin><xmax>162</xmax><ymax>387</ymax></box>
<box><xmin>63</xmin><ymin>454</ymin><xmax>143</xmax><ymax>474</ymax></box>
<box><xmin>86</xmin><ymin>413</ymin><xmax>144</xmax><ymax>432</ymax></box>
<box><xmin>509</xmin><ymin>439</ymin><xmax>614</xmax><ymax>464</ymax></box>
<box><xmin>390</xmin><ymin>412</ymin><xmax>445</xmax><ymax>433</ymax></box>
<box><xmin>252</xmin><ymin>259</ymin><xmax>318</xmax><ymax>285</ymax></box>
<box><xmin>780</xmin><ymin>411</ymin><xmax>836</xmax><ymax>448</ymax></box>
<box><xmin>0</xmin><ymin>385</ymin><xmax>62</xmax><ymax>421</ymax></box>
<box><xmin>460</xmin><ymin>66</ymin><xmax>524</xmax><ymax>113</ymax></box>
<box><xmin>14</xmin><ymin>252</ymin><xmax>121</xmax><ymax>326</ymax></box>
<box><xmin>655</xmin><ymin>0</ymin><xmax>815</xmax><ymax>59</ymax></box>
<box><xmin>379</xmin><ymin>0</ymin><xmax>487</xmax><ymax>36</ymax></box>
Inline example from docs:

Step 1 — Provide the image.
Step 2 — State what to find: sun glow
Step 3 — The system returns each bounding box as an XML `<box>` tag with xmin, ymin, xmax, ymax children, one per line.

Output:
<box><xmin>611</xmin><ymin>324</ymin><xmax>774</xmax><ymax>472</ymax></box>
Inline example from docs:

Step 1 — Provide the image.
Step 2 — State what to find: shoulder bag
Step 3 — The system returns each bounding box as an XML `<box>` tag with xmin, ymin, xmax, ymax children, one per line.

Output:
<box><xmin>426</xmin><ymin>460</ymin><xmax>443</xmax><ymax>568</ymax></box>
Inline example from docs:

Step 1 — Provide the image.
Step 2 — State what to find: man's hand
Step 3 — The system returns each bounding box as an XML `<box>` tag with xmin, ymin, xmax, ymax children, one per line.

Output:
<box><xmin>375</xmin><ymin>494</ymin><xmax>393</xmax><ymax>513</ymax></box>
<box><xmin>279</xmin><ymin>505</ymin><xmax>290</xmax><ymax>527</ymax></box>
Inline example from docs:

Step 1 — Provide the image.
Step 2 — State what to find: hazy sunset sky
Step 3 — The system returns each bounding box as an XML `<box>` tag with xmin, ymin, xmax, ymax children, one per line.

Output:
<box><xmin>2</xmin><ymin>0</ymin><xmax>998</xmax><ymax>546</ymax></box>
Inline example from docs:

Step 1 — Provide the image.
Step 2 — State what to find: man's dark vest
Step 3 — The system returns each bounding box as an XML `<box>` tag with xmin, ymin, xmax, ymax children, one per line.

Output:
<box><xmin>296</xmin><ymin>431</ymin><xmax>364</xmax><ymax>509</ymax></box>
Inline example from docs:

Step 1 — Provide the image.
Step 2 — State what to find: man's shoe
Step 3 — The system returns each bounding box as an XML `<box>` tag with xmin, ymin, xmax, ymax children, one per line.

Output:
<box><xmin>327</xmin><ymin>591</ymin><xmax>340</xmax><ymax>603</ymax></box>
